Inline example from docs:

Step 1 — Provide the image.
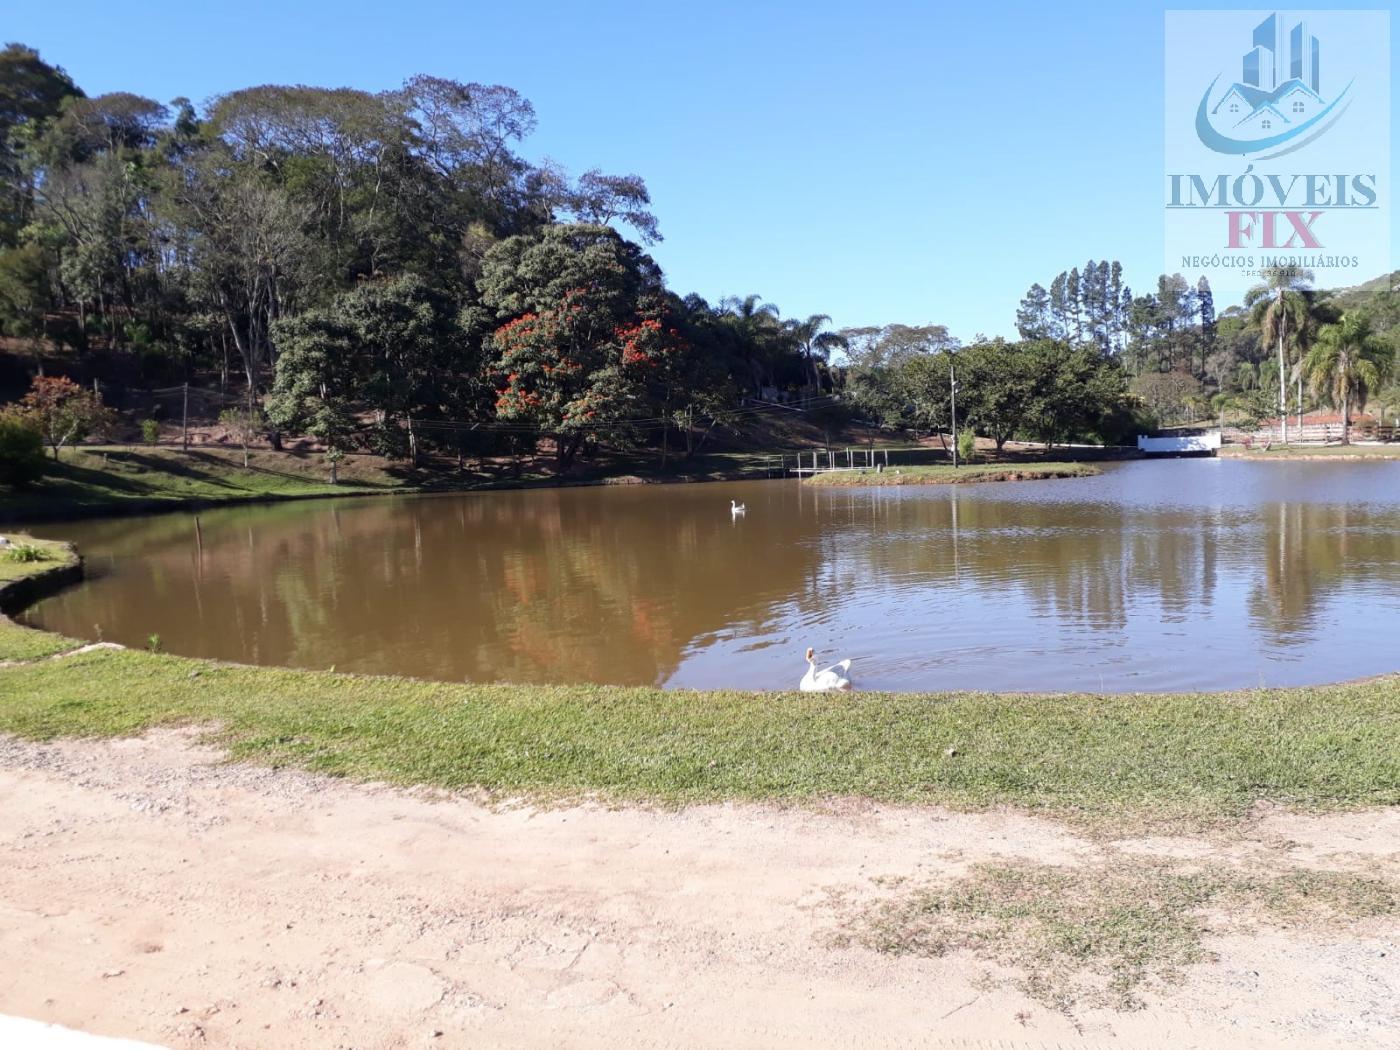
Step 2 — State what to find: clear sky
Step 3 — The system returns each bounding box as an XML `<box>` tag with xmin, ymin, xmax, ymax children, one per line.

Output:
<box><xmin>9</xmin><ymin>1</ymin><xmax>1397</xmax><ymax>340</ymax></box>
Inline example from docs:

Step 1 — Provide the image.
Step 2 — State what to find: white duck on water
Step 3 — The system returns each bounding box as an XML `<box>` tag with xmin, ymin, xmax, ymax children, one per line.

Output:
<box><xmin>800</xmin><ymin>647</ymin><xmax>853</xmax><ymax>692</ymax></box>
<box><xmin>730</xmin><ymin>500</ymin><xmax>746</xmax><ymax>517</ymax></box>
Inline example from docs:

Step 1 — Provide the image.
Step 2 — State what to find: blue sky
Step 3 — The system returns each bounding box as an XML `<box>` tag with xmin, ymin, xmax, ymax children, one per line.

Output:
<box><xmin>10</xmin><ymin>1</ymin><xmax>1397</xmax><ymax>340</ymax></box>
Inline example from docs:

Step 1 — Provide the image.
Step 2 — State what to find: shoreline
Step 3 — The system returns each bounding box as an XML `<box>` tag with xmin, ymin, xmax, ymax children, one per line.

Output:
<box><xmin>1219</xmin><ymin>448</ymin><xmax>1400</xmax><ymax>462</ymax></box>
<box><xmin>2</xmin><ymin>443</ymin><xmax>1148</xmax><ymax>526</ymax></box>
<box><xmin>1</xmin><ymin>537</ymin><xmax>1397</xmax><ymax>823</ymax></box>
<box><xmin>801</xmin><ymin>463</ymin><xmax>1100</xmax><ymax>486</ymax></box>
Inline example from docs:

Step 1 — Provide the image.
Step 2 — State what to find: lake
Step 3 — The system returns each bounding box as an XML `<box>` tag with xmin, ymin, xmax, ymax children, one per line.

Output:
<box><xmin>24</xmin><ymin>459</ymin><xmax>1400</xmax><ymax>692</ymax></box>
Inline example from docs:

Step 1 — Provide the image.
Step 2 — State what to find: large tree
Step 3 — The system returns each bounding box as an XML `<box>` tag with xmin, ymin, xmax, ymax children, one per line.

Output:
<box><xmin>477</xmin><ymin>223</ymin><xmax>666</xmax><ymax>470</ymax></box>
<box><xmin>0</xmin><ymin>43</ymin><xmax>82</xmax><ymax>244</ymax></box>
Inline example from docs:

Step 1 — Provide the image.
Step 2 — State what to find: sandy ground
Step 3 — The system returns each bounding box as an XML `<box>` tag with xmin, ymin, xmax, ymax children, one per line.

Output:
<box><xmin>1</xmin><ymin>730</ymin><xmax>1397</xmax><ymax>1050</ymax></box>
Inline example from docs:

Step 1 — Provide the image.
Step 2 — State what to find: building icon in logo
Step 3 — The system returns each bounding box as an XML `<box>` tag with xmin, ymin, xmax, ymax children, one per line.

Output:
<box><xmin>1196</xmin><ymin>12</ymin><xmax>1351</xmax><ymax>158</ymax></box>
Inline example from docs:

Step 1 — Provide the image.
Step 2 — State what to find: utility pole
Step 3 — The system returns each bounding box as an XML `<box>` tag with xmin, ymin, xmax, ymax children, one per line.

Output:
<box><xmin>182</xmin><ymin>382</ymin><xmax>190</xmax><ymax>452</ymax></box>
<box><xmin>949</xmin><ymin>350</ymin><xmax>959</xmax><ymax>468</ymax></box>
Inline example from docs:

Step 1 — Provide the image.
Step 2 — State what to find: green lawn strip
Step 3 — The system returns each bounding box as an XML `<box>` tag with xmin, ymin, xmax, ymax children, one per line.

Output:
<box><xmin>0</xmin><ymin>446</ymin><xmax>784</xmax><ymax>521</ymax></box>
<box><xmin>0</xmin><ymin>538</ymin><xmax>84</xmax><ymax>660</ymax></box>
<box><xmin>0</xmin><ymin>536</ymin><xmax>72</xmax><ymax>582</ymax></box>
<box><xmin>803</xmin><ymin>463</ymin><xmax>1100</xmax><ymax>486</ymax></box>
<box><xmin>0</xmin><ymin>646</ymin><xmax>1396</xmax><ymax>822</ymax></box>
<box><xmin>1221</xmin><ymin>445</ymin><xmax>1400</xmax><ymax>459</ymax></box>
<box><xmin>0</xmin><ymin>620</ymin><xmax>80</xmax><ymax>661</ymax></box>
<box><xmin>1</xmin><ymin>447</ymin><xmax>396</xmax><ymax>519</ymax></box>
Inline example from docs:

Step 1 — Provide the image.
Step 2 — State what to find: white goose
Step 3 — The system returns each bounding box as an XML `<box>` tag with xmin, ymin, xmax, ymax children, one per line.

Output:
<box><xmin>730</xmin><ymin>500</ymin><xmax>746</xmax><ymax>517</ymax></box>
<box><xmin>800</xmin><ymin>647</ymin><xmax>853</xmax><ymax>692</ymax></box>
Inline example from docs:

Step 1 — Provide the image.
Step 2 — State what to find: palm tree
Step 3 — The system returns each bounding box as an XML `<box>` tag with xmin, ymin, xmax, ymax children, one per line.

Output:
<box><xmin>1234</xmin><ymin>360</ymin><xmax>1258</xmax><ymax>392</ymax></box>
<box><xmin>785</xmin><ymin>314</ymin><xmax>847</xmax><ymax>391</ymax></box>
<box><xmin>1244</xmin><ymin>266</ymin><xmax>1313</xmax><ymax>443</ymax></box>
<box><xmin>1302</xmin><ymin>313</ymin><xmax>1391</xmax><ymax>444</ymax></box>
<box><xmin>719</xmin><ymin>294</ymin><xmax>781</xmax><ymax>395</ymax></box>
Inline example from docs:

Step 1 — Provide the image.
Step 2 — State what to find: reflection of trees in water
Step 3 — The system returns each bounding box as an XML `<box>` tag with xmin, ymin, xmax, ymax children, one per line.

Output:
<box><xmin>32</xmin><ymin>480</ymin><xmax>1400</xmax><ymax>686</ymax></box>
<box><xmin>829</xmin><ymin>492</ymin><xmax>1396</xmax><ymax>644</ymax></box>
<box><xmin>41</xmin><ymin>491</ymin><xmax>829</xmax><ymax>685</ymax></box>
<box><xmin>1249</xmin><ymin>501</ymin><xmax>1400</xmax><ymax>642</ymax></box>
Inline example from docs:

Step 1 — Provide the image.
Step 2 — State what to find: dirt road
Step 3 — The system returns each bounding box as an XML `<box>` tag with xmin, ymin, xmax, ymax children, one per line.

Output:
<box><xmin>1</xmin><ymin>730</ymin><xmax>1395</xmax><ymax>1049</ymax></box>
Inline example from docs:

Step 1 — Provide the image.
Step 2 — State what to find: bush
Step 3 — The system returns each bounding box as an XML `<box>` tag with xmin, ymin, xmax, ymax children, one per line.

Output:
<box><xmin>957</xmin><ymin>429</ymin><xmax>978</xmax><ymax>464</ymax></box>
<box><xmin>3</xmin><ymin>543</ymin><xmax>50</xmax><ymax>563</ymax></box>
<box><xmin>0</xmin><ymin>410</ymin><xmax>45</xmax><ymax>488</ymax></box>
<box><xmin>140</xmin><ymin>418</ymin><xmax>161</xmax><ymax>444</ymax></box>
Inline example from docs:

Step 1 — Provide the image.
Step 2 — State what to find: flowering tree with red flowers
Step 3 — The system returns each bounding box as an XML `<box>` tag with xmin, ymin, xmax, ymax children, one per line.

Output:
<box><xmin>479</xmin><ymin>224</ymin><xmax>672</xmax><ymax>470</ymax></box>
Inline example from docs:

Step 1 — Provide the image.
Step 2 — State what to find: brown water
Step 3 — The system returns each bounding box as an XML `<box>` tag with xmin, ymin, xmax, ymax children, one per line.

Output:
<box><xmin>24</xmin><ymin>460</ymin><xmax>1400</xmax><ymax>692</ymax></box>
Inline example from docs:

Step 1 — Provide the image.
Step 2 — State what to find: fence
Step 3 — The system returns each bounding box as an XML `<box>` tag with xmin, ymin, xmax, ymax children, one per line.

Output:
<box><xmin>1222</xmin><ymin>423</ymin><xmax>1400</xmax><ymax>445</ymax></box>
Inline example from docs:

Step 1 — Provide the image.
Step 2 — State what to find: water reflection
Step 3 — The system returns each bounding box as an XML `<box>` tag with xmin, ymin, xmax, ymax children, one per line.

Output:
<box><xmin>27</xmin><ymin>460</ymin><xmax>1400</xmax><ymax>692</ymax></box>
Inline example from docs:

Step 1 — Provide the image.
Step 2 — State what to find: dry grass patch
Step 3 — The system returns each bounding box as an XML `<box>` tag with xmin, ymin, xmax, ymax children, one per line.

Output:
<box><xmin>838</xmin><ymin>857</ymin><xmax>1398</xmax><ymax>1013</ymax></box>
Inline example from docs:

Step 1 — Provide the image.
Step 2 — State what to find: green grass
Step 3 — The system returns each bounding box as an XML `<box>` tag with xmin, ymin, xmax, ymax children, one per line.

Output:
<box><xmin>0</xmin><ymin>445</ymin><xmax>794</xmax><ymax>522</ymax></box>
<box><xmin>1</xmin><ymin>539</ymin><xmax>1397</xmax><ymax>823</ymax></box>
<box><xmin>1222</xmin><ymin>444</ymin><xmax>1400</xmax><ymax>459</ymax></box>
<box><xmin>0</xmin><ymin>643</ymin><xmax>1396</xmax><ymax>822</ymax></box>
<box><xmin>0</xmin><ymin>446</ymin><xmax>405</xmax><ymax>520</ymax></box>
<box><xmin>0</xmin><ymin>536</ymin><xmax>69</xmax><ymax>582</ymax></box>
<box><xmin>803</xmin><ymin>462</ymin><xmax>1100</xmax><ymax>486</ymax></box>
<box><xmin>840</xmin><ymin>858</ymin><xmax>1398</xmax><ymax>1011</ymax></box>
<box><xmin>0</xmin><ymin>538</ymin><xmax>84</xmax><ymax>660</ymax></box>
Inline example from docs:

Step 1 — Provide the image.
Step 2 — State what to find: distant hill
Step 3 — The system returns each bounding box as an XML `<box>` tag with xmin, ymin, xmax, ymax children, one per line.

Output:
<box><xmin>1333</xmin><ymin>270</ymin><xmax>1399</xmax><ymax>297</ymax></box>
<box><xmin>1330</xmin><ymin>271</ymin><xmax>1400</xmax><ymax>337</ymax></box>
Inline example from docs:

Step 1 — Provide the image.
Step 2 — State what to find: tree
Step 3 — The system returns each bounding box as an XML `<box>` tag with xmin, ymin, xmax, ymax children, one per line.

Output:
<box><xmin>1020</xmin><ymin>340</ymin><xmax>1128</xmax><ymax>447</ymax></box>
<box><xmin>1196</xmin><ymin>276</ymin><xmax>1216</xmax><ymax>374</ymax></box>
<box><xmin>265</xmin><ymin>311</ymin><xmax>360</xmax><ymax>458</ymax></box>
<box><xmin>1015</xmin><ymin>283</ymin><xmax>1052</xmax><ymax>340</ymax></box>
<box><xmin>171</xmin><ymin>155</ymin><xmax>312</xmax><ymax>393</ymax></box>
<box><xmin>840</xmin><ymin>324</ymin><xmax>957</xmax><ymax>428</ymax></box>
<box><xmin>15</xmin><ymin>375</ymin><xmax>112</xmax><ymax>459</ymax></box>
<box><xmin>219</xmin><ymin>405</ymin><xmax>266</xmax><ymax>468</ymax></box>
<box><xmin>785</xmin><ymin>313</ymin><xmax>846</xmax><ymax>390</ymax></box>
<box><xmin>1130</xmin><ymin>371</ymin><xmax>1204</xmax><ymax>427</ymax></box>
<box><xmin>1245</xmin><ymin>266</ymin><xmax>1314</xmax><ymax>442</ymax></box>
<box><xmin>333</xmin><ymin>275</ymin><xmax>465</xmax><ymax>457</ymax></box>
<box><xmin>1303</xmin><ymin>313</ymin><xmax>1392</xmax><ymax>444</ymax></box>
<box><xmin>0</xmin><ymin>407</ymin><xmax>45</xmax><ymax>487</ymax></box>
<box><xmin>0</xmin><ymin>43</ymin><xmax>82</xmax><ymax>244</ymax></box>
<box><xmin>718</xmin><ymin>293</ymin><xmax>784</xmax><ymax>394</ymax></box>
<box><xmin>0</xmin><ymin>244</ymin><xmax>49</xmax><ymax>346</ymax></box>
<box><xmin>478</xmin><ymin>223</ymin><xmax>665</xmax><ymax>470</ymax></box>
<box><xmin>958</xmin><ymin>340</ymin><xmax>1036</xmax><ymax>450</ymax></box>
<box><xmin>563</xmin><ymin>169</ymin><xmax>661</xmax><ymax>245</ymax></box>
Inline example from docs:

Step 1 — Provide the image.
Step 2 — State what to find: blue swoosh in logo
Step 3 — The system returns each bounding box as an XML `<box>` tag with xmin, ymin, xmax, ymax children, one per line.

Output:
<box><xmin>1194</xmin><ymin>74</ymin><xmax>1354</xmax><ymax>155</ymax></box>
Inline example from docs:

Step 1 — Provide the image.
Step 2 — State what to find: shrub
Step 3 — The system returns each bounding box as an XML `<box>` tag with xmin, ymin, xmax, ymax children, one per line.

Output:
<box><xmin>3</xmin><ymin>543</ymin><xmax>50</xmax><ymax>563</ymax></box>
<box><xmin>140</xmin><ymin>418</ymin><xmax>161</xmax><ymax>444</ymax></box>
<box><xmin>0</xmin><ymin>410</ymin><xmax>45</xmax><ymax>488</ymax></box>
<box><xmin>957</xmin><ymin>429</ymin><xmax>978</xmax><ymax>464</ymax></box>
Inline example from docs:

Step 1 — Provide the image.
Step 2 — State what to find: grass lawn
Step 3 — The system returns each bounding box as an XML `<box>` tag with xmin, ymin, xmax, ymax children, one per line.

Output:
<box><xmin>0</xmin><ymin>445</ymin><xmax>408</xmax><ymax>521</ymax></box>
<box><xmin>0</xmin><ymin>535</ymin><xmax>72</xmax><ymax>583</ymax></box>
<box><xmin>0</xmin><ymin>444</ymin><xmax>801</xmax><ymax>523</ymax></box>
<box><xmin>1221</xmin><ymin>444</ymin><xmax>1400</xmax><ymax>460</ymax></box>
<box><xmin>1</xmin><ymin>539</ymin><xmax>1397</xmax><ymax>825</ymax></box>
<box><xmin>803</xmin><ymin>462</ymin><xmax>1100</xmax><ymax>486</ymax></box>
